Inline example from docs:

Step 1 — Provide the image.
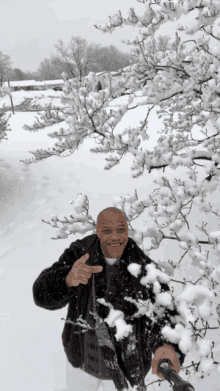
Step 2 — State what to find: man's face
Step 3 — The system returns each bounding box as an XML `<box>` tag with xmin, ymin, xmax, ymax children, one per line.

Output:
<box><xmin>96</xmin><ymin>210</ymin><xmax>129</xmax><ymax>258</ymax></box>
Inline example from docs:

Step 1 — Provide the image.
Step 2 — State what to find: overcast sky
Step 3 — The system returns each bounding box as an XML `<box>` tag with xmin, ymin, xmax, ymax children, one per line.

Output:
<box><xmin>0</xmin><ymin>0</ymin><xmax>205</xmax><ymax>74</ymax></box>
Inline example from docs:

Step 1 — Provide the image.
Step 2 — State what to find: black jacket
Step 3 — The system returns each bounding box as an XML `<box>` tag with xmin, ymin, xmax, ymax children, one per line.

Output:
<box><xmin>33</xmin><ymin>234</ymin><xmax>185</xmax><ymax>376</ymax></box>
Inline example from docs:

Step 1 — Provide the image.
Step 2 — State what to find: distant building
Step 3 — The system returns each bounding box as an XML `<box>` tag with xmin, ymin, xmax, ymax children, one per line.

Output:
<box><xmin>2</xmin><ymin>65</ymin><xmax>135</xmax><ymax>93</ymax></box>
<box><xmin>3</xmin><ymin>80</ymin><xmax>36</xmax><ymax>91</ymax></box>
<box><xmin>2</xmin><ymin>79</ymin><xmax>64</xmax><ymax>92</ymax></box>
<box><xmin>35</xmin><ymin>79</ymin><xmax>64</xmax><ymax>91</ymax></box>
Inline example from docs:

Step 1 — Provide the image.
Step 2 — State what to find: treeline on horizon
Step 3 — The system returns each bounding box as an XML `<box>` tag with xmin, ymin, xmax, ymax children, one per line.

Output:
<box><xmin>0</xmin><ymin>36</ymin><xmax>137</xmax><ymax>84</ymax></box>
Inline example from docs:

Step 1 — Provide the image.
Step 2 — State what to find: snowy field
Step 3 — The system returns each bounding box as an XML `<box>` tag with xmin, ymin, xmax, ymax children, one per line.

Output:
<box><xmin>0</xmin><ymin>88</ymin><xmax>219</xmax><ymax>391</ymax></box>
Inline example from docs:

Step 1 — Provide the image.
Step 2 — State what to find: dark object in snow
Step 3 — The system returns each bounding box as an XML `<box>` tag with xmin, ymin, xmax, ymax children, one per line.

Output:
<box><xmin>96</xmin><ymin>81</ymin><xmax>102</xmax><ymax>92</ymax></box>
<box><xmin>158</xmin><ymin>359</ymin><xmax>195</xmax><ymax>391</ymax></box>
<box><xmin>52</xmin><ymin>86</ymin><xmax>62</xmax><ymax>91</ymax></box>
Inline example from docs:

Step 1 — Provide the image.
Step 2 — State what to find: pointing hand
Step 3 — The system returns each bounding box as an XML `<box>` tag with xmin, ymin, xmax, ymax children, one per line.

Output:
<box><xmin>66</xmin><ymin>253</ymin><xmax>103</xmax><ymax>287</ymax></box>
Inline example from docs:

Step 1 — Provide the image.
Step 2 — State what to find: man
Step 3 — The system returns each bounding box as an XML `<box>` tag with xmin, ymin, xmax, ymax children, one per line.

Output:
<box><xmin>33</xmin><ymin>207</ymin><xmax>185</xmax><ymax>391</ymax></box>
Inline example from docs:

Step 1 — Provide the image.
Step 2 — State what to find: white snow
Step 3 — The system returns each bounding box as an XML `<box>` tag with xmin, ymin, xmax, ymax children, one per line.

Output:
<box><xmin>0</xmin><ymin>82</ymin><xmax>220</xmax><ymax>391</ymax></box>
<box><xmin>127</xmin><ymin>263</ymin><xmax>142</xmax><ymax>278</ymax></box>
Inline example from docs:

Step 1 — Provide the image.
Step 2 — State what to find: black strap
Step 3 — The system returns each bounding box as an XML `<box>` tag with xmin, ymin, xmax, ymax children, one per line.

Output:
<box><xmin>76</xmin><ymin>235</ymin><xmax>98</xmax><ymax>357</ymax></box>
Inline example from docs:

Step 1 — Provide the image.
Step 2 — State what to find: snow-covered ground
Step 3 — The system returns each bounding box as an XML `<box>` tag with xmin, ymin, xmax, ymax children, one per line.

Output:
<box><xmin>0</xmin><ymin>88</ymin><xmax>218</xmax><ymax>391</ymax></box>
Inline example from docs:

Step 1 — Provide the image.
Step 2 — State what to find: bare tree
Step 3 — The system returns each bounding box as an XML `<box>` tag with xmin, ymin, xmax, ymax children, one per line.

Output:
<box><xmin>37</xmin><ymin>58</ymin><xmax>52</xmax><ymax>80</ymax></box>
<box><xmin>25</xmin><ymin>70</ymin><xmax>41</xmax><ymax>81</ymax></box>
<box><xmin>11</xmin><ymin>68</ymin><xmax>27</xmax><ymax>81</ymax></box>
<box><xmin>92</xmin><ymin>44</ymin><xmax>134</xmax><ymax>73</ymax></box>
<box><xmin>37</xmin><ymin>40</ymin><xmax>135</xmax><ymax>81</ymax></box>
<box><xmin>49</xmin><ymin>36</ymin><xmax>102</xmax><ymax>81</ymax></box>
<box><xmin>0</xmin><ymin>51</ymin><xmax>13</xmax><ymax>82</ymax></box>
<box><xmin>36</xmin><ymin>58</ymin><xmax>61</xmax><ymax>81</ymax></box>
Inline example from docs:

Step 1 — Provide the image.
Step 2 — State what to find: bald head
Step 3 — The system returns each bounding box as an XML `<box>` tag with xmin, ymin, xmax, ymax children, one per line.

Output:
<box><xmin>96</xmin><ymin>207</ymin><xmax>129</xmax><ymax>258</ymax></box>
<box><xmin>96</xmin><ymin>207</ymin><xmax>128</xmax><ymax>227</ymax></box>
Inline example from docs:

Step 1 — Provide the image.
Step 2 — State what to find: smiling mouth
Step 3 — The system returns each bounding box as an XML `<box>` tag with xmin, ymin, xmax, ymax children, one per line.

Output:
<box><xmin>108</xmin><ymin>243</ymin><xmax>122</xmax><ymax>247</ymax></box>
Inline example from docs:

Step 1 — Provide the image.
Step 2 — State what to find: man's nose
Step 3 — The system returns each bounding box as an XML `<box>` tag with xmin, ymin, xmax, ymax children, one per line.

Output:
<box><xmin>111</xmin><ymin>233</ymin><xmax>120</xmax><ymax>240</ymax></box>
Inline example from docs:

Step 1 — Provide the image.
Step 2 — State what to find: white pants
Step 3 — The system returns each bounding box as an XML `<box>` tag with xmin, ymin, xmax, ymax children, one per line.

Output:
<box><xmin>66</xmin><ymin>360</ymin><xmax>133</xmax><ymax>391</ymax></box>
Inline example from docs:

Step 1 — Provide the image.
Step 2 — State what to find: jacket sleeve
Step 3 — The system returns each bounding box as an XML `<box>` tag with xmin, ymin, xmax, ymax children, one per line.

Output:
<box><xmin>32</xmin><ymin>239</ymin><xmax>84</xmax><ymax>311</ymax></box>
<box><xmin>141</xmin><ymin>258</ymin><xmax>186</xmax><ymax>367</ymax></box>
